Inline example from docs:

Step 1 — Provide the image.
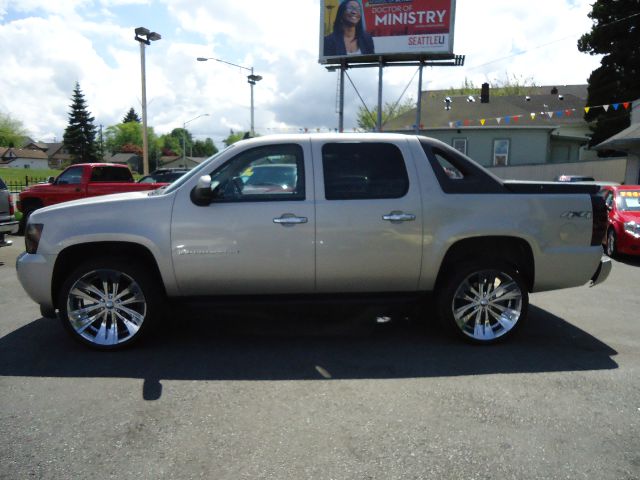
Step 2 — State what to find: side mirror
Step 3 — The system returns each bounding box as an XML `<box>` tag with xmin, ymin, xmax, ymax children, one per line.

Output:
<box><xmin>190</xmin><ymin>175</ymin><xmax>213</xmax><ymax>206</ymax></box>
<box><xmin>47</xmin><ymin>176</ymin><xmax>55</xmax><ymax>184</ymax></box>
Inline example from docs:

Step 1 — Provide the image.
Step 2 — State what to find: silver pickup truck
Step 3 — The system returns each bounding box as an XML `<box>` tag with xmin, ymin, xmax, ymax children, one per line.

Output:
<box><xmin>16</xmin><ymin>134</ymin><xmax>611</xmax><ymax>349</ymax></box>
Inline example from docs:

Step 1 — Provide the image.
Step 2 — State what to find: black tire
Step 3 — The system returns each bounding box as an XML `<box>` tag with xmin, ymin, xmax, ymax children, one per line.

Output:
<box><xmin>58</xmin><ymin>257</ymin><xmax>162</xmax><ymax>350</ymax></box>
<box><xmin>18</xmin><ymin>208</ymin><xmax>34</xmax><ymax>235</ymax></box>
<box><xmin>436</xmin><ymin>261</ymin><xmax>529</xmax><ymax>344</ymax></box>
<box><xmin>606</xmin><ymin>229</ymin><xmax>617</xmax><ymax>258</ymax></box>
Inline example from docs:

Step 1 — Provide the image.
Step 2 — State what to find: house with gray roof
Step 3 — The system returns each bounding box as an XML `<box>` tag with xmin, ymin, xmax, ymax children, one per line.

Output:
<box><xmin>0</xmin><ymin>147</ymin><xmax>49</xmax><ymax>169</ymax></box>
<box><xmin>387</xmin><ymin>84</ymin><xmax>635</xmax><ymax>183</ymax></box>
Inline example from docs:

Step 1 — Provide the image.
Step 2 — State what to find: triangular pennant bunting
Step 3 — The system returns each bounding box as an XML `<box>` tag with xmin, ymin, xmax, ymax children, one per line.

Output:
<box><xmin>530</xmin><ymin>113</ymin><xmax>536</xmax><ymax>120</ymax></box>
<box><xmin>480</xmin><ymin>119</ymin><xmax>486</xmax><ymax>126</ymax></box>
<box><xmin>613</xmin><ymin>103</ymin><xmax>619</xmax><ymax>110</ymax></box>
<box><xmin>623</xmin><ymin>102</ymin><xmax>630</xmax><ymax>110</ymax></box>
<box><xmin>496</xmin><ymin>117</ymin><xmax>502</xmax><ymax>124</ymax></box>
<box><xmin>584</xmin><ymin>107</ymin><xmax>590</xmax><ymax>114</ymax></box>
<box><xmin>603</xmin><ymin>105</ymin><xmax>609</xmax><ymax>112</ymax></box>
<box><xmin>547</xmin><ymin>112</ymin><xmax>554</xmax><ymax>118</ymax></box>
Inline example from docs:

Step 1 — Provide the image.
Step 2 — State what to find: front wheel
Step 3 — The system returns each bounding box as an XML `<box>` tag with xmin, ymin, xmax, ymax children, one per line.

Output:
<box><xmin>436</xmin><ymin>262</ymin><xmax>529</xmax><ymax>344</ymax></box>
<box><xmin>58</xmin><ymin>258</ymin><xmax>161</xmax><ymax>350</ymax></box>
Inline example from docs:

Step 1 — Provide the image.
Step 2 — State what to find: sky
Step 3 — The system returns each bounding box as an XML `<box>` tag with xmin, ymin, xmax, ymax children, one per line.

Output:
<box><xmin>0</xmin><ymin>0</ymin><xmax>603</xmax><ymax>147</ymax></box>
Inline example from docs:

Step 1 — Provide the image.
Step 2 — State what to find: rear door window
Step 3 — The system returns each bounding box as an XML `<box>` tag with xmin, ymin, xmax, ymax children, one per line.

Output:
<box><xmin>90</xmin><ymin>167</ymin><xmax>133</xmax><ymax>182</ymax></box>
<box><xmin>322</xmin><ymin>142</ymin><xmax>409</xmax><ymax>200</ymax></box>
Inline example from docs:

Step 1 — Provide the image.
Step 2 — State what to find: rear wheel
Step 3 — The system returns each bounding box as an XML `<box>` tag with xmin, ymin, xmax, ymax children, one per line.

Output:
<box><xmin>436</xmin><ymin>261</ymin><xmax>528</xmax><ymax>344</ymax></box>
<box><xmin>606</xmin><ymin>229</ymin><xmax>617</xmax><ymax>257</ymax></box>
<box><xmin>58</xmin><ymin>257</ymin><xmax>161</xmax><ymax>350</ymax></box>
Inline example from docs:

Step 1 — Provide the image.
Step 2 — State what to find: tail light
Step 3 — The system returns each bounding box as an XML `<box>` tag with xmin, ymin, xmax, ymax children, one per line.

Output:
<box><xmin>9</xmin><ymin>199</ymin><xmax>14</xmax><ymax>216</ymax></box>
<box><xmin>590</xmin><ymin>194</ymin><xmax>607</xmax><ymax>246</ymax></box>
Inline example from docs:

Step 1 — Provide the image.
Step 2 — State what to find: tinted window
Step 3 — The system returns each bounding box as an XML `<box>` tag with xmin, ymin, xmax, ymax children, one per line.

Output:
<box><xmin>0</xmin><ymin>178</ymin><xmax>6</xmax><ymax>190</ymax></box>
<box><xmin>208</xmin><ymin>144</ymin><xmax>305</xmax><ymax>202</ymax></box>
<box><xmin>420</xmin><ymin>140</ymin><xmax>505</xmax><ymax>194</ymax></box>
<box><xmin>322</xmin><ymin>143</ymin><xmax>409</xmax><ymax>200</ymax></box>
<box><xmin>90</xmin><ymin>167</ymin><xmax>133</xmax><ymax>182</ymax></box>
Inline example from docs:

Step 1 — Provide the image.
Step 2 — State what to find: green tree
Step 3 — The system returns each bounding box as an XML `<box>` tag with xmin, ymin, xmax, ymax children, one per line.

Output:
<box><xmin>357</xmin><ymin>97</ymin><xmax>416</xmax><ymax>131</ymax></box>
<box><xmin>0</xmin><ymin>112</ymin><xmax>27</xmax><ymax>147</ymax></box>
<box><xmin>192</xmin><ymin>138</ymin><xmax>218</xmax><ymax>157</ymax></box>
<box><xmin>170</xmin><ymin>128</ymin><xmax>192</xmax><ymax>156</ymax></box>
<box><xmin>578</xmin><ymin>1</ymin><xmax>640</xmax><ymax>147</ymax></box>
<box><xmin>63</xmin><ymin>82</ymin><xmax>99</xmax><ymax>163</ymax></box>
<box><xmin>223</xmin><ymin>130</ymin><xmax>247</xmax><ymax>147</ymax></box>
<box><xmin>122</xmin><ymin>107</ymin><xmax>141</xmax><ymax>124</ymax></box>
<box><xmin>158</xmin><ymin>133</ymin><xmax>182</xmax><ymax>156</ymax></box>
<box><xmin>104</xmin><ymin>121</ymin><xmax>160</xmax><ymax>169</ymax></box>
<box><xmin>445</xmin><ymin>75</ymin><xmax>538</xmax><ymax>97</ymax></box>
<box><xmin>105</xmin><ymin>121</ymin><xmax>143</xmax><ymax>153</ymax></box>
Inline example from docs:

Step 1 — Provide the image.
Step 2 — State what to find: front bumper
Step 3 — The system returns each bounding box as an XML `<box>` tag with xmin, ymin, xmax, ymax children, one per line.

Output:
<box><xmin>590</xmin><ymin>256</ymin><xmax>612</xmax><ymax>287</ymax></box>
<box><xmin>616</xmin><ymin>229</ymin><xmax>640</xmax><ymax>256</ymax></box>
<box><xmin>0</xmin><ymin>220</ymin><xmax>19</xmax><ymax>247</ymax></box>
<box><xmin>16</xmin><ymin>251</ymin><xmax>57</xmax><ymax>310</ymax></box>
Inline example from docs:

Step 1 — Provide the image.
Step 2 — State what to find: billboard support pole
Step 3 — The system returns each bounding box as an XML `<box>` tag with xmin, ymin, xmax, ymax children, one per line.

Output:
<box><xmin>339</xmin><ymin>61</ymin><xmax>346</xmax><ymax>133</ymax></box>
<box><xmin>377</xmin><ymin>57</ymin><xmax>384</xmax><ymax>132</ymax></box>
<box><xmin>415</xmin><ymin>61</ymin><xmax>424</xmax><ymax>134</ymax></box>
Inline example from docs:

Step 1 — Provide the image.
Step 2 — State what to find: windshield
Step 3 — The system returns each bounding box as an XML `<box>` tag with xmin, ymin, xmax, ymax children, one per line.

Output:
<box><xmin>618</xmin><ymin>191</ymin><xmax>640</xmax><ymax>211</ymax></box>
<box><xmin>155</xmin><ymin>145</ymin><xmax>235</xmax><ymax>195</ymax></box>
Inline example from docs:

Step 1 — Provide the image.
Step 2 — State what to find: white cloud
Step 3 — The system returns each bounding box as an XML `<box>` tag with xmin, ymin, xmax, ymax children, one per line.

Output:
<box><xmin>0</xmin><ymin>0</ymin><xmax>603</xmax><ymax>145</ymax></box>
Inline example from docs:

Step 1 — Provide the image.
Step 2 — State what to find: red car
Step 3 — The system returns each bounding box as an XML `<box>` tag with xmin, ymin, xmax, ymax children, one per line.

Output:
<box><xmin>600</xmin><ymin>185</ymin><xmax>640</xmax><ymax>256</ymax></box>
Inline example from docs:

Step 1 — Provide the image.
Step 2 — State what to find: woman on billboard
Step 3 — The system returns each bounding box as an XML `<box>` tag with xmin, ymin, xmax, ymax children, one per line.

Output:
<box><xmin>324</xmin><ymin>0</ymin><xmax>374</xmax><ymax>56</ymax></box>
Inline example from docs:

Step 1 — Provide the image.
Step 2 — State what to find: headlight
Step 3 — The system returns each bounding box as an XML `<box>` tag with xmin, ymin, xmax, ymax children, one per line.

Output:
<box><xmin>25</xmin><ymin>223</ymin><xmax>43</xmax><ymax>254</ymax></box>
<box><xmin>623</xmin><ymin>221</ymin><xmax>640</xmax><ymax>238</ymax></box>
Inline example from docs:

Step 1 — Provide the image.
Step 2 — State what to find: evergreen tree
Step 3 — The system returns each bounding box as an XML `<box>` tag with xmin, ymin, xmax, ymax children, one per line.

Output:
<box><xmin>578</xmin><ymin>1</ymin><xmax>640</xmax><ymax>147</ymax></box>
<box><xmin>62</xmin><ymin>82</ymin><xmax>98</xmax><ymax>163</ymax></box>
<box><xmin>122</xmin><ymin>107</ymin><xmax>141</xmax><ymax>123</ymax></box>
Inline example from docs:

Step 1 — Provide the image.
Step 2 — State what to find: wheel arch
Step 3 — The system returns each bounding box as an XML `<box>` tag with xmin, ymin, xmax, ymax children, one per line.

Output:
<box><xmin>19</xmin><ymin>197</ymin><xmax>44</xmax><ymax>212</ymax></box>
<box><xmin>51</xmin><ymin>241</ymin><xmax>166</xmax><ymax>310</ymax></box>
<box><xmin>434</xmin><ymin>236</ymin><xmax>535</xmax><ymax>292</ymax></box>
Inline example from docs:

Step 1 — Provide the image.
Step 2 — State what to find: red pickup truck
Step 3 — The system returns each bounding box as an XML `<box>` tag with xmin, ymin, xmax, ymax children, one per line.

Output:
<box><xmin>18</xmin><ymin>163</ymin><xmax>166</xmax><ymax>231</ymax></box>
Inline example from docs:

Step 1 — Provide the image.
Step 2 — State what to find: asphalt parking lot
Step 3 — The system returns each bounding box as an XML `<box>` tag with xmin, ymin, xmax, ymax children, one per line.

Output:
<box><xmin>1</xmin><ymin>238</ymin><xmax>639</xmax><ymax>480</ymax></box>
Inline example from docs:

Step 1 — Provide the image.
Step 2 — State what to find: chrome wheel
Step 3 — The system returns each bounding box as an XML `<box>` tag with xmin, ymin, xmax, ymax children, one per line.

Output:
<box><xmin>451</xmin><ymin>269</ymin><xmax>524</xmax><ymax>341</ymax></box>
<box><xmin>66</xmin><ymin>268</ymin><xmax>147</xmax><ymax>346</ymax></box>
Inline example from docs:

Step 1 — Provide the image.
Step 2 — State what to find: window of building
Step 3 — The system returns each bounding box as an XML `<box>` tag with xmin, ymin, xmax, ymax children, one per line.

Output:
<box><xmin>492</xmin><ymin>139</ymin><xmax>510</xmax><ymax>166</ymax></box>
<box><xmin>452</xmin><ymin>138</ymin><xmax>467</xmax><ymax>155</ymax></box>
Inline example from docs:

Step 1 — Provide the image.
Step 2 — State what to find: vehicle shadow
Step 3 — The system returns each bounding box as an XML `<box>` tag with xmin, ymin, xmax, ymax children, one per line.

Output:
<box><xmin>0</xmin><ymin>304</ymin><xmax>618</xmax><ymax>400</ymax></box>
<box><xmin>614</xmin><ymin>254</ymin><xmax>640</xmax><ymax>267</ymax></box>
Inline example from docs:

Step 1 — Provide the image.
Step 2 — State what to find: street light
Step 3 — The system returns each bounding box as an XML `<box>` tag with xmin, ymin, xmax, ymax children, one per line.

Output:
<box><xmin>196</xmin><ymin>57</ymin><xmax>262</xmax><ymax>136</ymax></box>
<box><xmin>182</xmin><ymin>114</ymin><xmax>210</xmax><ymax>162</ymax></box>
<box><xmin>134</xmin><ymin>26</ymin><xmax>161</xmax><ymax>175</ymax></box>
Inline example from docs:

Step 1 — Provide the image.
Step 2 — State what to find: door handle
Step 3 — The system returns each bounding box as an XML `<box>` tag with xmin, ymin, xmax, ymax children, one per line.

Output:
<box><xmin>273</xmin><ymin>214</ymin><xmax>308</xmax><ymax>226</ymax></box>
<box><xmin>382</xmin><ymin>212</ymin><xmax>416</xmax><ymax>222</ymax></box>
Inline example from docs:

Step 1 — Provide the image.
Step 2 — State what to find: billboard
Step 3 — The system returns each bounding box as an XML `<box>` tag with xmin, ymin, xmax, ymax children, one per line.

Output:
<box><xmin>319</xmin><ymin>0</ymin><xmax>456</xmax><ymax>64</ymax></box>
